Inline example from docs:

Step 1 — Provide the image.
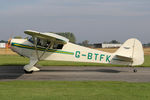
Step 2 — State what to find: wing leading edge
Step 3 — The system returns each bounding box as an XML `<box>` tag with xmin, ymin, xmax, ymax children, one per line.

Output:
<box><xmin>24</xmin><ymin>30</ymin><xmax>69</xmax><ymax>44</ymax></box>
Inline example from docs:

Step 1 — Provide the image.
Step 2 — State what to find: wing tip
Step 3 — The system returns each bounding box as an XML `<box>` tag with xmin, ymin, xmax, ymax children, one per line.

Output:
<box><xmin>24</xmin><ymin>30</ymin><xmax>40</xmax><ymax>34</ymax></box>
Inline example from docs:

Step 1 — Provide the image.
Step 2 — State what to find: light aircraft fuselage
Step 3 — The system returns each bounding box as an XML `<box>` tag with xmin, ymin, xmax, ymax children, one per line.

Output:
<box><xmin>11</xmin><ymin>39</ymin><xmax>113</xmax><ymax>64</ymax></box>
<box><xmin>9</xmin><ymin>30</ymin><xmax>144</xmax><ymax>73</ymax></box>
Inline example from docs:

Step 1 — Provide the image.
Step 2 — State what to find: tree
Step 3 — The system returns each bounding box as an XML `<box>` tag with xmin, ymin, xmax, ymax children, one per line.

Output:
<box><xmin>109</xmin><ymin>40</ymin><xmax>120</xmax><ymax>44</ymax></box>
<box><xmin>14</xmin><ymin>36</ymin><xmax>22</xmax><ymax>39</ymax></box>
<box><xmin>103</xmin><ymin>41</ymin><xmax>109</xmax><ymax>44</ymax></box>
<box><xmin>0</xmin><ymin>40</ymin><xmax>7</xmax><ymax>43</ymax></box>
<box><xmin>82</xmin><ymin>40</ymin><xmax>89</xmax><ymax>47</ymax></box>
<box><xmin>52</xmin><ymin>32</ymin><xmax>76</xmax><ymax>43</ymax></box>
<box><xmin>147</xmin><ymin>43</ymin><xmax>150</xmax><ymax>46</ymax></box>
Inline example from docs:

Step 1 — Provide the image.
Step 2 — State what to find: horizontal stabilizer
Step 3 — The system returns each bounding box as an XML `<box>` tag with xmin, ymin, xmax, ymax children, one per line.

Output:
<box><xmin>115</xmin><ymin>55</ymin><xmax>133</xmax><ymax>62</ymax></box>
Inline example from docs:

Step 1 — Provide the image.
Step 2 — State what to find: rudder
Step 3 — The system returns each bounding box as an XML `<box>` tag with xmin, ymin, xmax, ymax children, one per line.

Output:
<box><xmin>113</xmin><ymin>38</ymin><xmax>144</xmax><ymax>66</ymax></box>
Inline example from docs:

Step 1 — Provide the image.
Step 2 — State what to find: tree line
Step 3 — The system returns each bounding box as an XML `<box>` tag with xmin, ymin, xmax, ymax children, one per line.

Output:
<box><xmin>1</xmin><ymin>33</ymin><xmax>150</xmax><ymax>47</ymax></box>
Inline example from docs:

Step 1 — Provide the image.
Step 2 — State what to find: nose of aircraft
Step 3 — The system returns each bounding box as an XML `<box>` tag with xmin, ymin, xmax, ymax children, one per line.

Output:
<box><xmin>7</xmin><ymin>38</ymin><xmax>12</xmax><ymax>48</ymax></box>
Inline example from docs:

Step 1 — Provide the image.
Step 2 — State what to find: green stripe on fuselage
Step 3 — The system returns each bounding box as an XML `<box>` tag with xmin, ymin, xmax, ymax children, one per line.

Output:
<box><xmin>11</xmin><ymin>43</ymin><xmax>74</xmax><ymax>55</ymax></box>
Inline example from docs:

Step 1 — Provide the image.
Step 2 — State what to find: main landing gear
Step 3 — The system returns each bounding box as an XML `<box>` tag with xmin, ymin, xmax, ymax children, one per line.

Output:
<box><xmin>23</xmin><ymin>59</ymin><xmax>40</xmax><ymax>74</ymax></box>
<box><xmin>24</xmin><ymin>66</ymin><xmax>40</xmax><ymax>74</ymax></box>
<box><xmin>24</xmin><ymin>70</ymin><xmax>33</xmax><ymax>74</ymax></box>
<box><xmin>133</xmin><ymin>69</ymin><xmax>137</xmax><ymax>73</ymax></box>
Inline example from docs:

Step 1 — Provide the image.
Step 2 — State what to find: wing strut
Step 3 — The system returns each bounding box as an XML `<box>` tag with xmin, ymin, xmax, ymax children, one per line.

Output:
<box><xmin>38</xmin><ymin>41</ymin><xmax>53</xmax><ymax>59</ymax></box>
<box><xmin>33</xmin><ymin>36</ymin><xmax>40</xmax><ymax>61</ymax></box>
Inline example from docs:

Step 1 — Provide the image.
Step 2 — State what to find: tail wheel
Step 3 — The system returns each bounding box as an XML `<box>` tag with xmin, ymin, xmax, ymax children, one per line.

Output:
<box><xmin>133</xmin><ymin>69</ymin><xmax>137</xmax><ymax>73</ymax></box>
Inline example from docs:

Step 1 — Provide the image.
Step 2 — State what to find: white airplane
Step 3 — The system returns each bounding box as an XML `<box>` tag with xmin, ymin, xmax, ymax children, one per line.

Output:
<box><xmin>9</xmin><ymin>30</ymin><xmax>144</xmax><ymax>73</ymax></box>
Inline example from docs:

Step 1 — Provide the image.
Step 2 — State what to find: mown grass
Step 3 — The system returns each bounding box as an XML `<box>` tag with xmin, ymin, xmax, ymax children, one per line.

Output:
<box><xmin>0</xmin><ymin>55</ymin><xmax>149</xmax><ymax>67</ymax></box>
<box><xmin>0</xmin><ymin>55</ymin><xmax>29</xmax><ymax>66</ymax></box>
<box><xmin>0</xmin><ymin>81</ymin><xmax>150</xmax><ymax>100</ymax></box>
<box><xmin>140</xmin><ymin>55</ymin><xmax>150</xmax><ymax>67</ymax></box>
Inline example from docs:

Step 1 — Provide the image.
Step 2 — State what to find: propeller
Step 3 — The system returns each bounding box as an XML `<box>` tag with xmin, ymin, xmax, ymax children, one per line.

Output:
<box><xmin>7</xmin><ymin>33</ymin><xmax>13</xmax><ymax>48</ymax></box>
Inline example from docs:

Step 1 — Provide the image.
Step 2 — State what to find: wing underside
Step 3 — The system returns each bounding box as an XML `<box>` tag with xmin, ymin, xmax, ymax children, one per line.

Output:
<box><xmin>24</xmin><ymin>30</ymin><xmax>69</xmax><ymax>44</ymax></box>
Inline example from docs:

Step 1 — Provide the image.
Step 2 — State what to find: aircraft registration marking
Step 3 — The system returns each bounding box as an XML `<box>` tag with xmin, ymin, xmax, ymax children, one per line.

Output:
<box><xmin>75</xmin><ymin>51</ymin><xmax>111</xmax><ymax>63</ymax></box>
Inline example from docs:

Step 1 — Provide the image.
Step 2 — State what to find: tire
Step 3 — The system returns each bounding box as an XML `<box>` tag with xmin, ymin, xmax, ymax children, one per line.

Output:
<box><xmin>24</xmin><ymin>70</ymin><xmax>33</xmax><ymax>74</ymax></box>
<box><xmin>133</xmin><ymin>69</ymin><xmax>137</xmax><ymax>73</ymax></box>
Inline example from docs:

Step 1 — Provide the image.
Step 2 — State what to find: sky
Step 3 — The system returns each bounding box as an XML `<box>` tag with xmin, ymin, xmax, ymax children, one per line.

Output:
<box><xmin>0</xmin><ymin>0</ymin><xmax>150</xmax><ymax>43</ymax></box>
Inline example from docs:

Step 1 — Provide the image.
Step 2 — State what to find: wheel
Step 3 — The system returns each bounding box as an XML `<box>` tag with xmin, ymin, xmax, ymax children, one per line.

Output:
<box><xmin>24</xmin><ymin>70</ymin><xmax>33</xmax><ymax>74</ymax></box>
<box><xmin>133</xmin><ymin>69</ymin><xmax>137</xmax><ymax>73</ymax></box>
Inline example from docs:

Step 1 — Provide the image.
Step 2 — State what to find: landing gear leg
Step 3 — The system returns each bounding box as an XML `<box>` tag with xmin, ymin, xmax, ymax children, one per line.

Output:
<box><xmin>24</xmin><ymin>59</ymin><xmax>40</xmax><ymax>74</ymax></box>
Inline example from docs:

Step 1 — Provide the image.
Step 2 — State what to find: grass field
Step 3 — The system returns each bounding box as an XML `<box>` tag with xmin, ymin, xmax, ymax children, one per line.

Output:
<box><xmin>0</xmin><ymin>48</ymin><xmax>149</xmax><ymax>67</ymax></box>
<box><xmin>0</xmin><ymin>55</ymin><xmax>149</xmax><ymax>67</ymax></box>
<box><xmin>1</xmin><ymin>48</ymin><xmax>150</xmax><ymax>55</ymax></box>
<box><xmin>0</xmin><ymin>48</ymin><xmax>16</xmax><ymax>55</ymax></box>
<box><xmin>0</xmin><ymin>81</ymin><xmax>150</xmax><ymax>100</ymax></box>
<box><xmin>97</xmin><ymin>47</ymin><xmax>150</xmax><ymax>55</ymax></box>
<box><xmin>0</xmin><ymin>48</ymin><xmax>150</xmax><ymax>100</ymax></box>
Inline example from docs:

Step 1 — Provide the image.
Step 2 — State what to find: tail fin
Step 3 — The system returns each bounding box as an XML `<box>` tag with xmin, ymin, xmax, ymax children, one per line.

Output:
<box><xmin>113</xmin><ymin>38</ymin><xmax>144</xmax><ymax>66</ymax></box>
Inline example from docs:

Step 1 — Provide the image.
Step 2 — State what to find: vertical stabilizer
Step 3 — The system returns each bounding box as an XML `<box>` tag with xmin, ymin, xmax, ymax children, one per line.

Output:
<box><xmin>114</xmin><ymin>38</ymin><xmax>144</xmax><ymax>66</ymax></box>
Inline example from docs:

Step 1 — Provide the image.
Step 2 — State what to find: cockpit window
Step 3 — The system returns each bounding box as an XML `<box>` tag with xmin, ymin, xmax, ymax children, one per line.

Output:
<box><xmin>37</xmin><ymin>38</ymin><xmax>51</xmax><ymax>48</ymax></box>
<box><xmin>28</xmin><ymin>37</ymin><xmax>64</xmax><ymax>49</ymax></box>
<box><xmin>53</xmin><ymin>44</ymin><xmax>64</xmax><ymax>49</ymax></box>
<box><xmin>28</xmin><ymin>37</ymin><xmax>34</xmax><ymax>44</ymax></box>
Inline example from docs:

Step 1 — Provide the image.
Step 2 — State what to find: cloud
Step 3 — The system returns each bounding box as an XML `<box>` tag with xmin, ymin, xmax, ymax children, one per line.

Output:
<box><xmin>1</xmin><ymin>0</ymin><xmax>150</xmax><ymax>17</ymax></box>
<box><xmin>0</xmin><ymin>0</ymin><xmax>150</xmax><ymax>43</ymax></box>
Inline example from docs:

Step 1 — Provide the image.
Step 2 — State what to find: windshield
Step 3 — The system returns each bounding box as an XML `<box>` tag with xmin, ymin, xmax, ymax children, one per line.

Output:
<box><xmin>27</xmin><ymin>37</ymin><xmax>64</xmax><ymax>49</ymax></box>
<box><xmin>28</xmin><ymin>37</ymin><xmax>34</xmax><ymax>44</ymax></box>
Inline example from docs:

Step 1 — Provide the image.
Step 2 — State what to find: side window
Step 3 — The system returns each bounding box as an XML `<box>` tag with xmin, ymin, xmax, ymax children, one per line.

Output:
<box><xmin>28</xmin><ymin>37</ymin><xmax>51</xmax><ymax>48</ymax></box>
<box><xmin>28</xmin><ymin>37</ymin><xmax>34</xmax><ymax>44</ymax></box>
<box><xmin>37</xmin><ymin>38</ymin><xmax>51</xmax><ymax>48</ymax></box>
<box><xmin>37</xmin><ymin>38</ymin><xmax>41</xmax><ymax>46</ymax></box>
<box><xmin>45</xmin><ymin>41</ymin><xmax>51</xmax><ymax>48</ymax></box>
<box><xmin>53</xmin><ymin>44</ymin><xmax>64</xmax><ymax>49</ymax></box>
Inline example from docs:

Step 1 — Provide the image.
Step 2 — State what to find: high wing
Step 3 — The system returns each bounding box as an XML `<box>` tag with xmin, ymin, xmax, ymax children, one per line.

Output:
<box><xmin>24</xmin><ymin>30</ymin><xmax>69</xmax><ymax>44</ymax></box>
